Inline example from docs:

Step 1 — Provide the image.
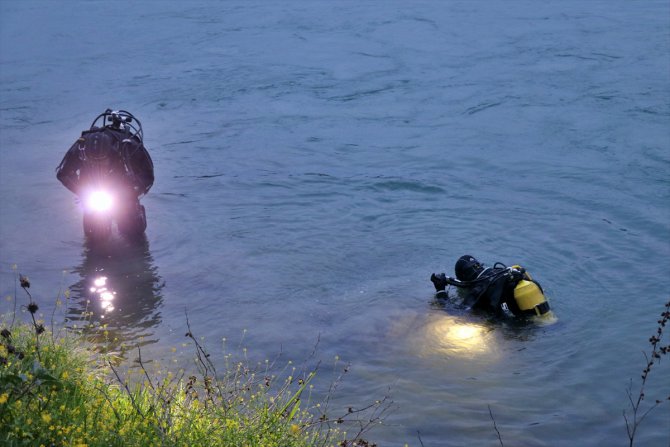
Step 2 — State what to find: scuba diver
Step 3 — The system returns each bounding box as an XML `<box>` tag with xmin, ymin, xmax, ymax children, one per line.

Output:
<box><xmin>430</xmin><ymin>255</ymin><xmax>551</xmax><ymax>318</ymax></box>
<box><xmin>56</xmin><ymin>109</ymin><xmax>154</xmax><ymax>239</ymax></box>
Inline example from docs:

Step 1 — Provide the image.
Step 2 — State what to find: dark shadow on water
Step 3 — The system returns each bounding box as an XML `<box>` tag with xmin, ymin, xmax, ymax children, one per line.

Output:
<box><xmin>66</xmin><ymin>233</ymin><xmax>164</xmax><ymax>356</ymax></box>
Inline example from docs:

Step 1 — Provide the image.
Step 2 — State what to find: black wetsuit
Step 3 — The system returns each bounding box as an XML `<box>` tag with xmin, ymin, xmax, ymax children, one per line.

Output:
<box><xmin>56</xmin><ymin>126</ymin><xmax>153</xmax><ymax>197</ymax></box>
<box><xmin>431</xmin><ymin>267</ymin><xmax>528</xmax><ymax>317</ymax></box>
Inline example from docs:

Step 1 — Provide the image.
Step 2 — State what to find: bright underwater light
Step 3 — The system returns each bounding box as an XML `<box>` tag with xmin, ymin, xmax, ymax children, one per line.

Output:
<box><xmin>422</xmin><ymin>315</ymin><xmax>496</xmax><ymax>358</ymax></box>
<box><xmin>85</xmin><ymin>190</ymin><xmax>114</xmax><ymax>213</ymax></box>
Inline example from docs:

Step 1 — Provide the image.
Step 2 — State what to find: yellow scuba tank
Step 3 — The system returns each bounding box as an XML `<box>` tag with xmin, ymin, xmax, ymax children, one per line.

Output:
<box><xmin>511</xmin><ymin>266</ymin><xmax>551</xmax><ymax>316</ymax></box>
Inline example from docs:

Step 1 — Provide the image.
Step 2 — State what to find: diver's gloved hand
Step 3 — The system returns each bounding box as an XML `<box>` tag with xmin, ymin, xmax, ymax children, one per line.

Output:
<box><xmin>430</xmin><ymin>273</ymin><xmax>447</xmax><ymax>292</ymax></box>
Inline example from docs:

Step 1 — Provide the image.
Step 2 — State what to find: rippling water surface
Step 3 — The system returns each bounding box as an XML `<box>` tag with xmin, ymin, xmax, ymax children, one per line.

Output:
<box><xmin>1</xmin><ymin>2</ymin><xmax>669</xmax><ymax>445</ymax></box>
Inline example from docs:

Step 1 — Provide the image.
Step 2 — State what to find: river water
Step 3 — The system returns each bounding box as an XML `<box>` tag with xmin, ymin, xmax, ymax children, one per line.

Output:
<box><xmin>1</xmin><ymin>1</ymin><xmax>669</xmax><ymax>446</ymax></box>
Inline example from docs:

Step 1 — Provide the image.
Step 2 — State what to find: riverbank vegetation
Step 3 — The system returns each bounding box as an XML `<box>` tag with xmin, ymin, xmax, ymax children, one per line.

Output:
<box><xmin>624</xmin><ymin>300</ymin><xmax>670</xmax><ymax>447</ymax></box>
<box><xmin>3</xmin><ymin>271</ymin><xmax>667</xmax><ymax>446</ymax></box>
<box><xmin>1</xmin><ymin>274</ymin><xmax>390</xmax><ymax>446</ymax></box>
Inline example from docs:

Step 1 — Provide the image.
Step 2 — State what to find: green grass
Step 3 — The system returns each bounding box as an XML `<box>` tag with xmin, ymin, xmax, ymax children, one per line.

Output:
<box><xmin>1</xmin><ymin>275</ymin><xmax>388</xmax><ymax>447</ymax></box>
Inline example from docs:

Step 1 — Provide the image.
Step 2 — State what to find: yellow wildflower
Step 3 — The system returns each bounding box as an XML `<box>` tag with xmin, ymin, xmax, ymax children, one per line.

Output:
<box><xmin>290</xmin><ymin>424</ymin><xmax>300</xmax><ymax>434</ymax></box>
<box><xmin>42</xmin><ymin>413</ymin><xmax>51</xmax><ymax>424</ymax></box>
<box><xmin>0</xmin><ymin>393</ymin><xmax>8</xmax><ymax>404</ymax></box>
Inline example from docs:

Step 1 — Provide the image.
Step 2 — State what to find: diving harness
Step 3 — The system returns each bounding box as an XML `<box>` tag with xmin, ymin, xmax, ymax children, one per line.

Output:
<box><xmin>442</xmin><ymin>263</ymin><xmax>551</xmax><ymax>317</ymax></box>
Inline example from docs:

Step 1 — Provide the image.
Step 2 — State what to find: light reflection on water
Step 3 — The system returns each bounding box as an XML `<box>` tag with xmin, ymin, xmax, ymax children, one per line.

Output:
<box><xmin>90</xmin><ymin>276</ymin><xmax>114</xmax><ymax>313</ymax></box>
<box><xmin>66</xmin><ymin>234</ymin><xmax>164</xmax><ymax>355</ymax></box>
<box><xmin>418</xmin><ymin>313</ymin><xmax>497</xmax><ymax>360</ymax></box>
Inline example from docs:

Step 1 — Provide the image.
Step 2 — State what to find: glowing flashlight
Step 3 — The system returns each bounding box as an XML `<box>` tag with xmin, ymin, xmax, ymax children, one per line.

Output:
<box><xmin>86</xmin><ymin>190</ymin><xmax>114</xmax><ymax>213</ymax></box>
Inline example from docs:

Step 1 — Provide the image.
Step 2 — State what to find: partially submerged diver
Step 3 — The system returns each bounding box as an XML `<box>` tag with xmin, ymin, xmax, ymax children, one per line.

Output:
<box><xmin>56</xmin><ymin>109</ymin><xmax>154</xmax><ymax>238</ymax></box>
<box><xmin>430</xmin><ymin>255</ymin><xmax>551</xmax><ymax>318</ymax></box>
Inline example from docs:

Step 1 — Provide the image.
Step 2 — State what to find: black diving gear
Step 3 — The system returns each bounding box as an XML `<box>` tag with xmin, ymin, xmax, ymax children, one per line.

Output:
<box><xmin>454</xmin><ymin>255</ymin><xmax>484</xmax><ymax>282</ymax></box>
<box><xmin>56</xmin><ymin>109</ymin><xmax>154</xmax><ymax>196</ymax></box>
<box><xmin>431</xmin><ymin>255</ymin><xmax>551</xmax><ymax>318</ymax></box>
<box><xmin>56</xmin><ymin>109</ymin><xmax>154</xmax><ymax>238</ymax></box>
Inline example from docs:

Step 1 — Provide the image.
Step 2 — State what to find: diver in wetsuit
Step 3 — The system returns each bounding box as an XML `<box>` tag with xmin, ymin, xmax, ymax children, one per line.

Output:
<box><xmin>56</xmin><ymin>109</ymin><xmax>154</xmax><ymax>197</ymax></box>
<box><xmin>430</xmin><ymin>255</ymin><xmax>551</xmax><ymax>318</ymax></box>
<box><xmin>56</xmin><ymin>109</ymin><xmax>154</xmax><ymax>237</ymax></box>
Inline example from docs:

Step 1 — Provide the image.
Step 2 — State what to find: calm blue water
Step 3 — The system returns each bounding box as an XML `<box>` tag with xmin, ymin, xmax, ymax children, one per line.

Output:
<box><xmin>1</xmin><ymin>1</ymin><xmax>669</xmax><ymax>445</ymax></box>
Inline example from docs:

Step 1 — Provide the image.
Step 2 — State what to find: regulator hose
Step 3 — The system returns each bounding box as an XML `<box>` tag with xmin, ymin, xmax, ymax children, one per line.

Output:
<box><xmin>444</xmin><ymin>264</ymin><xmax>523</xmax><ymax>288</ymax></box>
